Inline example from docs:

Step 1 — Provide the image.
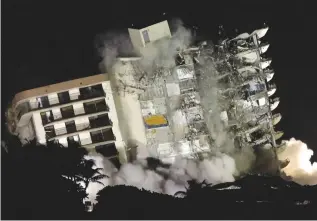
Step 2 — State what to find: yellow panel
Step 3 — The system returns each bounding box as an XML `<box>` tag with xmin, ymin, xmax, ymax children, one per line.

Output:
<box><xmin>144</xmin><ymin>115</ymin><xmax>167</xmax><ymax>126</ymax></box>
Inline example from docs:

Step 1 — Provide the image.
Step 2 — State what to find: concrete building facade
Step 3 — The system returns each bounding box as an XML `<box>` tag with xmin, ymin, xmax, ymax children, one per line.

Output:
<box><xmin>8</xmin><ymin>74</ymin><xmax>126</xmax><ymax>163</ymax></box>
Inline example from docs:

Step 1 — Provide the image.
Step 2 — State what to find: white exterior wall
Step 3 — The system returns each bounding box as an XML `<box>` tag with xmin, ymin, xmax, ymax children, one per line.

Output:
<box><xmin>128</xmin><ymin>28</ymin><xmax>145</xmax><ymax>50</ymax></box>
<box><xmin>69</xmin><ymin>88</ymin><xmax>80</xmax><ymax>101</ymax></box>
<box><xmin>140</xmin><ymin>20</ymin><xmax>171</xmax><ymax>45</ymax></box>
<box><xmin>109</xmin><ymin>62</ymin><xmax>148</xmax><ymax>157</ymax></box>
<box><xmin>29</xmin><ymin>98</ymin><xmax>38</xmax><ymax>110</ymax></box>
<box><xmin>48</xmin><ymin>93</ymin><xmax>59</xmax><ymax>105</ymax></box>
<box><xmin>102</xmin><ymin>81</ymin><xmax>127</xmax><ymax>162</ymax></box>
<box><xmin>128</xmin><ymin>20</ymin><xmax>172</xmax><ymax>51</ymax></box>
<box><xmin>51</xmin><ymin>108</ymin><xmax>62</xmax><ymax>120</ymax></box>
<box><xmin>16</xmin><ymin>81</ymin><xmax>130</xmax><ymax>159</ymax></box>
<box><xmin>75</xmin><ymin>116</ymin><xmax>90</xmax><ymax>131</ymax></box>
<box><xmin>79</xmin><ymin>131</ymin><xmax>92</xmax><ymax>145</ymax></box>
<box><xmin>32</xmin><ymin>112</ymin><xmax>46</xmax><ymax>145</ymax></box>
<box><xmin>54</xmin><ymin>122</ymin><xmax>66</xmax><ymax>136</ymax></box>
<box><xmin>58</xmin><ymin>137</ymin><xmax>68</xmax><ymax>147</ymax></box>
<box><xmin>73</xmin><ymin>103</ymin><xmax>85</xmax><ymax>115</ymax></box>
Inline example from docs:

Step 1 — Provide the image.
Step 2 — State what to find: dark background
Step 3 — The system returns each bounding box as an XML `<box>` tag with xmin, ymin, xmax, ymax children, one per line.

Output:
<box><xmin>2</xmin><ymin>0</ymin><xmax>316</xmax><ymax>160</ymax></box>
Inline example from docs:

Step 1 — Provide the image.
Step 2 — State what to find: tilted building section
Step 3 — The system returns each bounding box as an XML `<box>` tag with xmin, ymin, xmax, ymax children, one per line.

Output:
<box><xmin>7</xmin><ymin>74</ymin><xmax>126</xmax><ymax>166</ymax></box>
<box><xmin>7</xmin><ymin>21</ymin><xmax>283</xmax><ymax>168</ymax></box>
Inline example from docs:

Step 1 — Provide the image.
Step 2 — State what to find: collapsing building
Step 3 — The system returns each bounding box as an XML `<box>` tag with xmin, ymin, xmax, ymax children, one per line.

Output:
<box><xmin>6</xmin><ymin>20</ymin><xmax>284</xmax><ymax>170</ymax></box>
<box><xmin>112</xmin><ymin>21</ymin><xmax>283</xmax><ymax>165</ymax></box>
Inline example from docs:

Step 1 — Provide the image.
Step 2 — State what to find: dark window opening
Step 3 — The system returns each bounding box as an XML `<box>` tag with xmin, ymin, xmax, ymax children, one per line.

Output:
<box><xmin>142</xmin><ymin>30</ymin><xmax>150</xmax><ymax>44</ymax></box>
<box><xmin>58</xmin><ymin>91</ymin><xmax>71</xmax><ymax>104</ymax></box>
<box><xmin>67</xmin><ymin>135</ymin><xmax>79</xmax><ymax>147</ymax></box>
<box><xmin>60</xmin><ymin>105</ymin><xmax>75</xmax><ymax>118</ymax></box>
<box><xmin>65</xmin><ymin>120</ymin><xmax>76</xmax><ymax>133</ymax></box>
<box><xmin>40</xmin><ymin>111</ymin><xmax>53</xmax><ymax>125</ymax></box>
<box><xmin>90</xmin><ymin>130</ymin><xmax>104</xmax><ymax>143</ymax></box>
<box><xmin>95</xmin><ymin>143</ymin><xmax>118</xmax><ymax>158</ymax></box>
<box><xmin>102</xmin><ymin>128</ymin><xmax>115</xmax><ymax>141</ymax></box>
<box><xmin>84</xmin><ymin>99</ymin><xmax>108</xmax><ymax>114</ymax></box>
<box><xmin>79</xmin><ymin>84</ymin><xmax>105</xmax><ymax>100</ymax></box>
<box><xmin>89</xmin><ymin>114</ymin><xmax>112</xmax><ymax>128</ymax></box>
<box><xmin>41</xmin><ymin>96</ymin><xmax>50</xmax><ymax>108</ymax></box>
<box><xmin>45</xmin><ymin>125</ymin><xmax>56</xmax><ymax>139</ymax></box>
<box><xmin>90</xmin><ymin>128</ymin><xmax>115</xmax><ymax>143</ymax></box>
<box><xmin>96</xmin><ymin>143</ymin><xmax>121</xmax><ymax>169</ymax></box>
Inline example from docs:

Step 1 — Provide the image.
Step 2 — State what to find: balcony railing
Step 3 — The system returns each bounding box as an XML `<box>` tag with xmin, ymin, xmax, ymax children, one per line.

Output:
<box><xmin>41</xmin><ymin>101</ymin><xmax>109</xmax><ymax>126</ymax></box>
<box><xmin>89</xmin><ymin>114</ymin><xmax>112</xmax><ymax>128</ymax></box>
<box><xmin>95</xmin><ymin>143</ymin><xmax>118</xmax><ymax>158</ymax></box>
<box><xmin>19</xmin><ymin>85</ymin><xmax>106</xmax><ymax>114</ymax></box>
<box><xmin>79</xmin><ymin>128</ymin><xmax>116</xmax><ymax>146</ymax></box>
<box><xmin>45</xmin><ymin>115</ymin><xmax>113</xmax><ymax>140</ymax></box>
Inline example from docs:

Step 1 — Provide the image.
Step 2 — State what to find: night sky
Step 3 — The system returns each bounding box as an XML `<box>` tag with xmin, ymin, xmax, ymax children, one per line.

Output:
<box><xmin>2</xmin><ymin>1</ymin><xmax>316</xmax><ymax>160</ymax></box>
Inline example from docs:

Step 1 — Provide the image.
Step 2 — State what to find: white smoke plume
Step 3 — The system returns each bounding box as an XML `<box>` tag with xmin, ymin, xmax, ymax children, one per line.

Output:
<box><xmin>277</xmin><ymin>138</ymin><xmax>317</xmax><ymax>186</ymax></box>
<box><xmin>85</xmin><ymin>152</ymin><xmax>238</xmax><ymax>204</ymax></box>
<box><xmin>96</xmin><ymin>32</ymin><xmax>135</xmax><ymax>72</ymax></box>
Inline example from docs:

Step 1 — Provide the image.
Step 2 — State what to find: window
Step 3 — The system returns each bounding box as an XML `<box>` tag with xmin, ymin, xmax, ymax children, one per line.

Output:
<box><xmin>95</xmin><ymin>143</ymin><xmax>118</xmax><ymax>158</ymax></box>
<box><xmin>91</xmin><ymin>84</ymin><xmax>104</xmax><ymax>96</ymax></box>
<box><xmin>79</xmin><ymin>84</ymin><xmax>104</xmax><ymax>100</ymax></box>
<box><xmin>60</xmin><ymin>105</ymin><xmax>75</xmax><ymax>118</ymax></box>
<box><xmin>102</xmin><ymin>128</ymin><xmax>115</xmax><ymax>141</ymax></box>
<box><xmin>142</xmin><ymin>30</ymin><xmax>150</xmax><ymax>44</ymax></box>
<box><xmin>40</xmin><ymin>110</ymin><xmax>53</xmax><ymax>125</ymax></box>
<box><xmin>90</xmin><ymin>130</ymin><xmax>104</xmax><ymax>143</ymax></box>
<box><xmin>89</xmin><ymin>114</ymin><xmax>111</xmax><ymax>128</ymax></box>
<box><xmin>40</xmin><ymin>96</ymin><xmax>50</xmax><ymax>108</ymax></box>
<box><xmin>58</xmin><ymin>91</ymin><xmax>71</xmax><ymax>104</ymax></box>
<box><xmin>65</xmin><ymin>120</ymin><xmax>76</xmax><ymax>133</ymax></box>
<box><xmin>67</xmin><ymin>135</ymin><xmax>79</xmax><ymax>147</ymax></box>
<box><xmin>84</xmin><ymin>99</ymin><xmax>108</xmax><ymax>114</ymax></box>
<box><xmin>95</xmin><ymin>99</ymin><xmax>108</xmax><ymax>112</ymax></box>
<box><xmin>44</xmin><ymin>125</ymin><xmax>56</xmax><ymax>139</ymax></box>
<box><xmin>95</xmin><ymin>143</ymin><xmax>120</xmax><ymax>168</ymax></box>
<box><xmin>90</xmin><ymin>128</ymin><xmax>115</xmax><ymax>143</ymax></box>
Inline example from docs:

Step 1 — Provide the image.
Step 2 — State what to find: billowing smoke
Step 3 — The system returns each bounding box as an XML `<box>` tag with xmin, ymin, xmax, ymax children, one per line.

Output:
<box><xmin>84</xmin><ymin>152</ymin><xmax>237</xmax><ymax>203</ymax></box>
<box><xmin>277</xmin><ymin>138</ymin><xmax>317</xmax><ymax>186</ymax></box>
<box><xmin>96</xmin><ymin>32</ymin><xmax>135</xmax><ymax>72</ymax></box>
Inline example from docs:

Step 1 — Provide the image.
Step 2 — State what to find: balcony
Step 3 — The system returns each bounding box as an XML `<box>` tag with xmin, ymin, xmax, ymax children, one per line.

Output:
<box><xmin>17</xmin><ymin>84</ymin><xmax>106</xmax><ymax>118</ymax></box>
<box><xmin>89</xmin><ymin>114</ymin><xmax>112</xmax><ymax>128</ymax></box>
<box><xmin>61</xmin><ymin>105</ymin><xmax>75</xmax><ymax>118</ymax></box>
<box><xmin>78</xmin><ymin>128</ymin><xmax>116</xmax><ymax>148</ymax></box>
<box><xmin>95</xmin><ymin>143</ymin><xmax>118</xmax><ymax>158</ymax></box>
<box><xmin>45</xmin><ymin>114</ymin><xmax>113</xmax><ymax>140</ymax></box>
<box><xmin>79</xmin><ymin>84</ymin><xmax>105</xmax><ymax>100</ymax></box>
<box><xmin>41</xmin><ymin>99</ymin><xmax>109</xmax><ymax>126</ymax></box>
<box><xmin>83</xmin><ymin>99</ymin><xmax>109</xmax><ymax>114</ymax></box>
<box><xmin>90</xmin><ymin>128</ymin><xmax>115</xmax><ymax>143</ymax></box>
<box><xmin>95</xmin><ymin>143</ymin><xmax>121</xmax><ymax>168</ymax></box>
<box><xmin>65</xmin><ymin>120</ymin><xmax>77</xmax><ymax>133</ymax></box>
